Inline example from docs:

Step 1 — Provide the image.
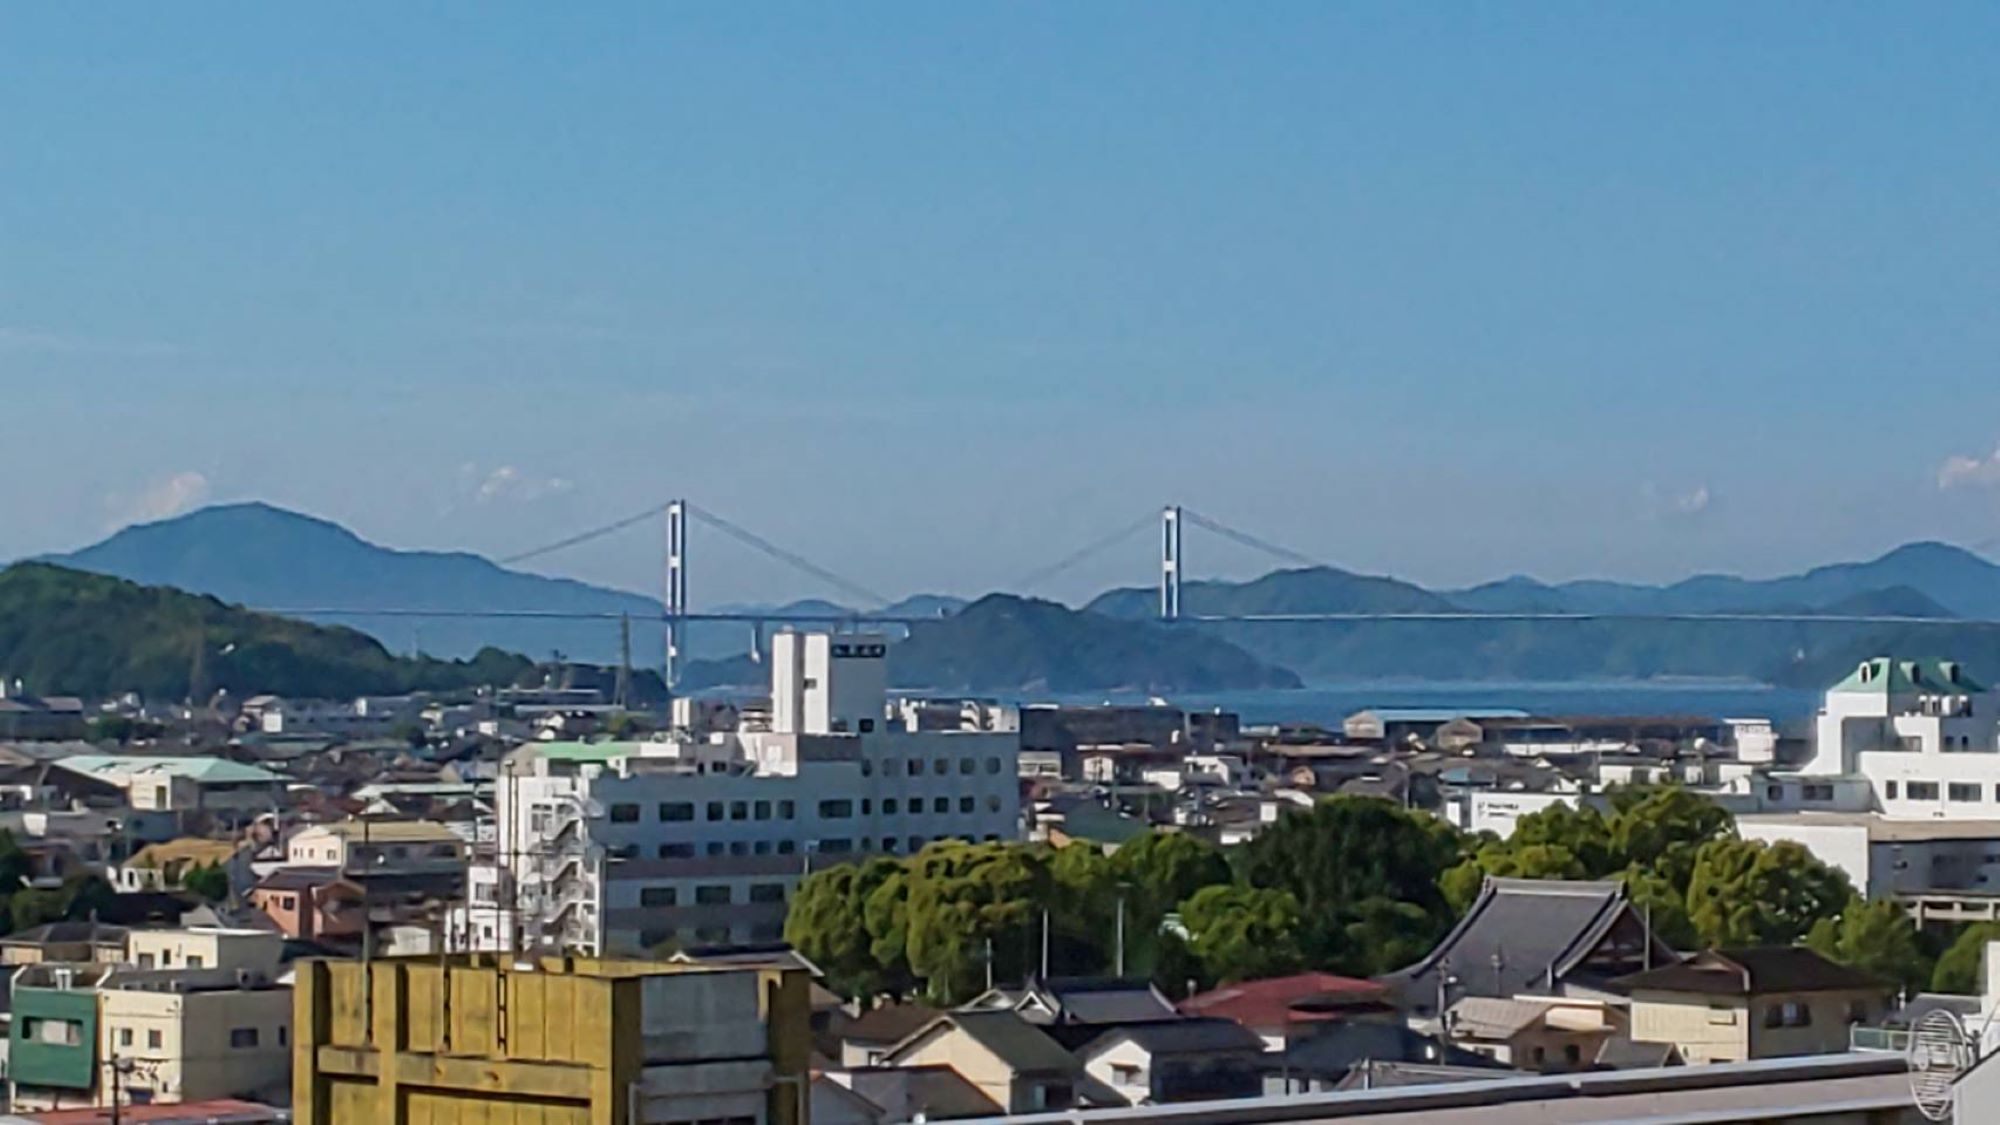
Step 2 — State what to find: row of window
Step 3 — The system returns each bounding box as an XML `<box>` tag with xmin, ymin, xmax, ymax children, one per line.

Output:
<box><xmin>643</xmin><ymin>832</ymin><xmax>1008</xmax><ymax>860</ymax></box>
<box><xmin>613</xmin><ymin>792</ymin><xmax>1006</xmax><ymax>824</ymax></box>
<box><xmin>108</xmin><ymin>1025</ymin><xmax>285</xmax><ymax>1050</ymax></box>
<box><xmin>638</xmin><ymin>882</ymin><xmax>788</xmax><ymax>908</ymax></box>
<box><xmin>1886</xmin><ymin>781</ymin><xmax>2000</xmax><ymax>803</ymax></box>
<box><xmin>861</xmin><ymin>756</ymin><xmax>1006</xmax><ymax>779</ymax></box>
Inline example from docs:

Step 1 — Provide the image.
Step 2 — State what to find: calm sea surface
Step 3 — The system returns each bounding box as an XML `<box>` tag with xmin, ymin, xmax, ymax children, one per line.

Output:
<box><xmin>1031</xmin><ymin>680</ymin><xmax>1822</xmax><ymax>730</ymax></box>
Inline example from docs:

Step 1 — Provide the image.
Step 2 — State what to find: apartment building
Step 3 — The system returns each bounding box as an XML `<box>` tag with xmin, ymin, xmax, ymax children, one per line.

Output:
<box><xmin>453</xmin><ymin>632</ymin><xmax>1020</xmax><ymax>955</ymax></box>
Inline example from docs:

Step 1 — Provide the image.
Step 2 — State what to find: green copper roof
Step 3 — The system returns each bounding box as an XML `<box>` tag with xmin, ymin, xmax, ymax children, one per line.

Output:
<box><xmin>60</xmin><ymin>754</ymin><xmax>283</xmax><ymax>784</ymax></box>
<box><xmin>528</xmin><ymin>740</ymin><xmax>647</xmax><ymax>763</ymax></box>
<box><xmin>1829</xmin><ymin>657</ymin><xmax>1985</xmax><ymax>695</ymax></box>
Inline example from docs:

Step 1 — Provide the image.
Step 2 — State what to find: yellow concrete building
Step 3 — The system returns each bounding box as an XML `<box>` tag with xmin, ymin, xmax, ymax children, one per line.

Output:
<box><xmin>1615</xmin><ymin>947</ymin><xmax>1889</xmax><ymax>1065</ymax></box>
<box><xmin>294</xmin><ymin>953</ymin><xmax>812</xmax><ymax>1125</ymax></box>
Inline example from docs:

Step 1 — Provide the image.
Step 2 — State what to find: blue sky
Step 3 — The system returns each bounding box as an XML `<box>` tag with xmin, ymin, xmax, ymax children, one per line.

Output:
<box><xmin>4</xmin><ymin>3</ymin><xmax>1999</xmax><ymax>606</ymax></box>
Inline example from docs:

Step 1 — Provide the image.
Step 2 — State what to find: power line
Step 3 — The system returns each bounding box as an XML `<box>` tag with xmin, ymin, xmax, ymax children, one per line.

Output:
<box><xmin>1009</xmin><ymin>511</ymin><xmax>1158</xmax><ymax>593</ymax></box>
<box><xmin>1180</xmin><ymin>508</ymin><xmax>1326</xmax><ymax>570</ymax></box>
<box><xmin>687</xmin><ymin>503</ymin><xmax>891</xmax><ymax>609</ymax></box>
<box><xmin>497</xmin><ymin>503</ymin><xmax>672</xmax><ymax>566</ymax></box>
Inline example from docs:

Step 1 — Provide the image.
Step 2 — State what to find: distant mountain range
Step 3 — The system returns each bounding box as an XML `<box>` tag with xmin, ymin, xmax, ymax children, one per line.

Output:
<box><xmin>0</xmin><ymin>563</ymin><xmax>530</xmax><ymax>701</ymax></box>
<box><xmin>41</xmin><ymin>503</ymin><xmax>2000</xmax><ymax>691</ymax></box>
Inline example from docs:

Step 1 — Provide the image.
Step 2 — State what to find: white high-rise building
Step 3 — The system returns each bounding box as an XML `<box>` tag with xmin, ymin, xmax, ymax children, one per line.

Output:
<box><xmin>1801</xmin><ymin>656</ymin><xmax>2000</xmax><ymax>817</ymax></box>
<box><xmin>451</xmin><ymin>632</ymin><xmax>1020</xmax><ymax>955</ymax></box>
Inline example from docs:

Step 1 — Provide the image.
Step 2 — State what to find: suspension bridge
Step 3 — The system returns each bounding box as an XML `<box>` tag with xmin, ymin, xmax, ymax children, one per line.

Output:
<box><xmin>258</xmin><ymin>499</ymin><xmax>2000</xmax><ymax>688</ymax></box>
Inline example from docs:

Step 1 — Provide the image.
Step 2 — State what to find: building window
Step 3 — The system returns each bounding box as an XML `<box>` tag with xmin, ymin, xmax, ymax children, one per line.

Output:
<box><xmin>1765</xmin><ymin>784</ymin><xmax>1783</xmax><ymax>802</ymax></box>
<box><xmin>862</xmin><ymin>799</ymin><xmax>873</xmax><ymax>815</ymax></box>
<box><xmin>754</xmin><ymin>841</ymin><xmax>771</xmax><ymax>855</ymax></box>
<box><xmin>908</xmin><ymin>836</ymin><xmax>925</xmax><ymax>853</ymax></box>
<box><xmin>149</xmin><ymin>1029</ymin><xmax>162</xmax><ymax>1049</ymax></box>
<box><xmin>754</xmin><ymin>800</ymin><xmax>772</xmax><ymax>821</ymax></box>
<box><xmin>749</xmin><ymin>883</ymin><xmax>786</xmax><ymax>904</ymax></box>
<box><xmin>883</xmin><ymin>838</ymin><xmax>899</xmax><ymax>853</ymax></box>
<box><xmin>706</xmin><ymin>802</ymin><xmax>725</xmax><ymax>821</ymax></box>
<box><xmin>694</xmin><ymin>884</ymin><xmax>732</xmax><ymax>906</ymax></box>
<box><xmin>959</xmin><ymin>758</ymin><xmax>975</xmax><ymax>775</ymax></box>
<box><xmin>819</xmin><ymin>839</ymin><xmax>854</xmax><ymax>854</ymax></box>
<box><xmin>987</xmin><ymin>795</ymin><xmax>1003</xmax><ymax>813</ymax></box>
<box><xmin>1886</xmin><ymin>781</ymin><xmax>1899</xmax><ymax>800</ymax></box>
<box><xmin>779</xmin><ymin>800</ymin><xmax>796</xmax><ymax>820</ymax></box>
<box><xmin>884</xmin><ymin>798</ymin><xmax>899</xmax><ymax>815</ymax></box>
<box><xmin>907</xmin><ymin>760</ymin><xmax>922</xmax><ymax>777</ymax></box>
<box><xmin>819</xmin><ymin>799</ymin><xmax>854</xmax><ymax>819</ymax></box>
<box><xmin>858</xmin><ymin>719</ymin><xmax>875</xmax><ymax>733</ymax></box>
<box><xmin>118</xmin><ymin>1028</ymin><xmax>133</xmax><ymax>1047</ymax></box>
<box><xmin>1847</xmin><ymin>1000</ymin><xmax>1871</xmax><ymax>1024</ymax></box>
<box><xmin>706</xmin><ymin>843</ymin><xmax>725</xmax><ymax>857</ymax></box>
<box><xmin>730</xmin><ymin>801</ymin><xmax>749</xmax><ymax>821</ymax></box>
<box><xmin>1909</xmin><ymin>782</ymin><xmax>1940</xmax><ymax>801</ymax></box>
<box><xmin>777</xmin><ymin>840</ymin><xmax>797</xmax><ymax>855</ymax></box>
<box><xmin>730</xmin><ymin>841</ymin><xmax>748</xmax><ymax>856</ymax></box>
<box><xmin>959</xmin><ymin>796</ymin><xmax>976</xmax><ymax>813</ymax></box>
<box><xmin>1803</xmin><ymin>783</ymin><xmax>1834</xmax><ymax>802</ymax></box>
<box><xmin>933</xmin><ymin>758</ymin><xmax>948</xmax><ymax>775</ymax></box>
<box><xmin>659</xmin><ymin>843</ymin><xmax>694</xmax><ymax>858</ymax></box>
<box><xmin>986</xmin><ymin>757</ymin><xmax>1001</xmax><ymax>774</ymax></box>
<box><xmin>1951</xmin><ymin>783</ymin><xmax>1982</xmax><ymax>802</ymax></box>
<box><xmin>230</xmin><ymin>1027</ymin><xmax>260</xmax><ymax>1048</ymax></box>
<box><xmin>279</xmin><ymin>1026</ymin><xmax>287</xmax><ymax>1046</ymax></box>
<box><xmin>641</xmin><ymin>887</ymin><xmax>678</xmax><ymax>907</ymax></box>
<box><xmin>659</xmin><ymin>802</ymin><xmax>695</xmax><ymax>822</ymax></box>
<box><xmin>188</xmin><ymin>955</ymin><xmax>204</xmax><ymax>969</ymax></box>
<box><xmin>933</xmin><ymin>797</ymin><xmax>949</xmax><ymax>814</ymax></box>
<box><xmin>609</xmin><ymin>803</ymin><xmax>640</xmax><ymax>823</ymax></box>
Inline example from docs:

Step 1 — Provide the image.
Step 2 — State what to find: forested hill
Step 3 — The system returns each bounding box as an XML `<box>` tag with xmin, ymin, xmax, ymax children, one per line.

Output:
<box><xmin>0</xmin><ymin>563</ymin><xmax>530</xmax><ymax>700</ymax></box>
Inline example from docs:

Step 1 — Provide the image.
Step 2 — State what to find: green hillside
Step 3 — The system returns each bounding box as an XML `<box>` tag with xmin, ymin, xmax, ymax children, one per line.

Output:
<box><xmin>0</xmin><ymin>563</ymin><xmax>531</xmax><ymax>700</ymax></box>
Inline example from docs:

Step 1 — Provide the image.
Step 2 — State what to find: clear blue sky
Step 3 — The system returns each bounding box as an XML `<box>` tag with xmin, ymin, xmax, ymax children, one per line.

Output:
<box><xmin>5</xmin><ymin>3</ymin><xmax>1999</xmax><ymax>606</ymax></box>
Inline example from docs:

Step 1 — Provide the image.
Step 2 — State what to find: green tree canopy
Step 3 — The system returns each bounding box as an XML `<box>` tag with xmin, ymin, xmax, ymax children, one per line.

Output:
<box><xmin>1237</xmin><ymin>796</ymin><xmax>1463</xmax><ymax>974</ymax></box>
<box><xmin>902</xmin><ymin>842</ymin><xmax>1053</xmax><ymax>1004</ymax></box>
<box><xmin>786</xmin><ymin>857</ymin><xmax>909</xmax><ymax>999</ymax></box>
<box><xmin>1686</xmin><ymin>838</ymin><xmax>1851</xmax><ymax>947</ymax></box>
<box><xmin>1805</xmin><ymin>897</ymin><xmax>1930</xmax><ymax>994</ymax></box>
<box><xmin>183</xmin><ymin>862</ymin><xmax>230</xmax><ymax>904</ymax></box>
<box><xmin>1931</xmin><ymin>922</ymin><xmax>2000</xmax><ymax>995</ymax></box>
<box><xmin>1179</xmin><ymin>884</ymin><xmax>1306</xmax><ymax>987</ymax></box>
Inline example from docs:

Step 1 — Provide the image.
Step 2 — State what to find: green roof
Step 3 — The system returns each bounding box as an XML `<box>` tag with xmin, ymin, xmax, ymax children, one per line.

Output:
<box><xmin>1829</xmin><ymin>657</ymin><xmax>1985</xmax><ymax>695</ymax></box>
<box><xmin>527</xmin><ymin>740</ymin><xmax>648</xmax><ymax>764</ymax></box>
<box><xmin>59</xmin><ymin>754</ymin><xmax>283</xmax><ymax>784</ymax></box>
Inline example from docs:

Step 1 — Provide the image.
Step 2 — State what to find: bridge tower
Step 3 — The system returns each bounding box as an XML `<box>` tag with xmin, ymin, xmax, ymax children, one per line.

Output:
<box><xmin>664</xmin><ymin>499</ymin><xmax>688</xmax><ymax>689</ymax></box>
<box><xmin>1160</xmin><ymin>505</ymin><xmax>1182</xmax><ymax>621</ymax></box>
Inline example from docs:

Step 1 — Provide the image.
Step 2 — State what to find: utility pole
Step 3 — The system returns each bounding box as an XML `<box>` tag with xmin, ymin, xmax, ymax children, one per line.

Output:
<box><xmin>1040</xmin><ymin>909</ymin><xmax>1050</xmax><ymax>981</ymax></box>
<box><xmin>1115</xmin><ymin>894</ymin><xmax>1126</xmax><ymax>978</ymax></box>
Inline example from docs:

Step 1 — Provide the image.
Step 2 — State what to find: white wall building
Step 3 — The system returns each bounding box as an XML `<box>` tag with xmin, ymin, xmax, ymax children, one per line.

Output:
<box><xmin>1801</xmin><ymin>657</ymin><xmax>2000</xmax><ymax>818</ymax></box>
<box><xmin>452</xmin><ymin>632</ymin><xmax>1020</xmax><ymax>956</ymax></box>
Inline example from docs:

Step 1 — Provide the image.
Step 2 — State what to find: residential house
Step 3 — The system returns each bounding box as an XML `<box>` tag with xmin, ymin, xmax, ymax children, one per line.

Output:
<box><xmin>1613</xmin><ymin>947</ymin><xmax>1891</xmax><ymax>1064</ymax></box>
<box><xmin>1264</xmin><ymin>1021</ymin><xmax>1503</xmax><ymax>1095</ymax></box>
<box><xmin>1</xmin><ymin>923</ymin><xmax>131</xmax><ymax>966</ymax></box>
<box><xmin>0</xmin><ymin>689</ymin><xmax>86</xmax><ymax>741</ymax></box>
<box><xmin>8</xmin><ymin>960</ymin><xmax>291</xmax><ymax>1110</ymax></box>
<box><xmin>1443</xmin><ymin>995</ymin><xmax>1618</xmax><ymax>1073</ymax></box>
<box><xmin>1077</xmin><ymin>1018</ymin><xmax>1265</xmax><ymax>1105</ymax></box>
<box><xmin>835</xmin><ymin>1065</ymin><xmax>1003</xmax><ymax>1122</ymax></box>
<box><xmin>111</xmin><ymin>838</ymin><xmax>248</xmax><ymax>895</ymax></box>
<box><xmin>246</xmin><ymin>867</ymin><xmax>362</xmax><ymax>943</ymax></box>
<box><xmin>284</xmin><ymin>819</ymin><xmax>467</xmax><ymax>872</ymax></box>
<box><xmin>881</xmin><ymin>1010</ymin><xmax>1089</xmax><ymax>1114</ymax></box>
<box><xmin>1179</xmin><ymin>972</ymin><xmax>1390</xmax><ymax>1050</ymax></box>
<box><xmin>834</xmin><ymin>1002</ymin><xmax>942</xmax><ymax>1067</ymax></box>
<box><xmin>966</xmin><ymin>976</ymin><xmax>1180</xmax><ymax>1031</ymax></box>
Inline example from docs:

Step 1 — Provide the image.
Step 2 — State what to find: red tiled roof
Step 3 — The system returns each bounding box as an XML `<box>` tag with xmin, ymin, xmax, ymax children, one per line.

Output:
<box><xmin>1180</xmin><ymin>972</ymin><xmax>1388</xmax><ymax>1030</ymax></box>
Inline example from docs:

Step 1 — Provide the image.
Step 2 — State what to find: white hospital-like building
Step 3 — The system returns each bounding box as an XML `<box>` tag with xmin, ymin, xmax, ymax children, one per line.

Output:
<box><xmin>1800</xmin><ymin>656</ymin><xmax>2000</xmax><ymax>816</ymax></box>
<box><xmin>450</xmin><ymin>631</ymin><xmax>1021</xmax><ymax>956</ymax></box>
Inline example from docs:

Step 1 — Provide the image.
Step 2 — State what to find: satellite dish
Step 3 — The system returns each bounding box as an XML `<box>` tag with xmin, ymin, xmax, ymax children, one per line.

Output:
<box><xmin>1908</xmin><ymin>1007</ymin><xmax>1975</xmax><ymax>1122</ymax></box>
